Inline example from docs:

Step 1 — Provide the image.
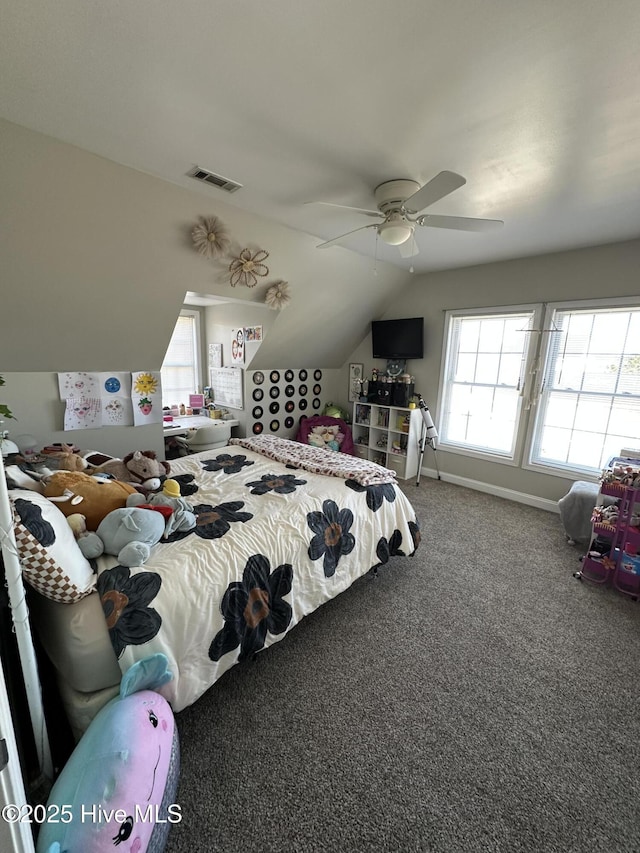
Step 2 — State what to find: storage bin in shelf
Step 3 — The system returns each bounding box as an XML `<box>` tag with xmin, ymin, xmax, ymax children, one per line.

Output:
<box><xmin>592</xmin><ymin>521</ymin><xmax>617</xmax><ymax>537</ymax></box>
<box><xmin>600</xmin><ymin>481</ymin><xmax>628</xmax><ymax>498</ymax></box>
<box><xmin>579</xmin><ymin>554</ymin><xmax>615</xmax><ymax>585</ymax></box>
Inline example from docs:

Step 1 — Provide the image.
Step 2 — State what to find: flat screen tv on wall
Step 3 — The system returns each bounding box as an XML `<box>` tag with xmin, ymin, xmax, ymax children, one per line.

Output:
<box><xmin>371</xmin><ymin>317</ymin><xmax>424</xmax><ymax>359</ymax></box>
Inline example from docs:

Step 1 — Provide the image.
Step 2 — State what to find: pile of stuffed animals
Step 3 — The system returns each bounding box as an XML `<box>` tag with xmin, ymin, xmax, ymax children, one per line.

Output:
<box><xmin>10</xmin><ymin>446</ymin><xmax>197</xmax><ymax>567</ymax></box>
<box><xmin>306</xmin><ymin>424</ymin><xmax>345</xmax><ymax>452</ymax></box>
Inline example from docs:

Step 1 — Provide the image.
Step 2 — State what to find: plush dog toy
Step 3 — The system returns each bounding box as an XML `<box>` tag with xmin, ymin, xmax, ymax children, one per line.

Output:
<box><xmin>90</xmin><ymin>450</ymin><xmax>171</xmax><ymax>492</ymax></box>
<box><xmin>36</xmin><ymin>654</ymin><xmax>179</xmax><ymax>853</ymax></box>
<box><xmin>43</xmin><ymin>471</ymin><xmax>138</xmax><ymax>530</ymax></box>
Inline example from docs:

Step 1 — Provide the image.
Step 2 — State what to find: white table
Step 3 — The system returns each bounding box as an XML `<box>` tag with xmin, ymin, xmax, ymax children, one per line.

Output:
<box><xmin>162</xmin><ymin>415</ymin><xmax>239</xmax><ymax>436</ymax></box>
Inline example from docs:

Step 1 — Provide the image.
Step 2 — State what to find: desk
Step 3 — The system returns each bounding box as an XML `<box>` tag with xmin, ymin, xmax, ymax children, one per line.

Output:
<box><xmin>163</xmin><ymin>415</ymin><xmax>239</xmax><ymax>436</ymax></box>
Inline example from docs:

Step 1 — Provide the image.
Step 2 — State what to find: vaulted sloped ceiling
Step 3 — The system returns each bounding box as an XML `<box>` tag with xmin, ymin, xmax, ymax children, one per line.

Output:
<box><xmin>0</xmin><ymin>120</ymin><xmax>409</xmax><ymax>372</ymax></box>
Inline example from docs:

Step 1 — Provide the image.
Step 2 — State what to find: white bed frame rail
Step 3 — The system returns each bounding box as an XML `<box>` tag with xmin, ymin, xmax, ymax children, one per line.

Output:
<box><xmin>0</xmin><ymin>452</ymin><xmax>53</xmax><ymax>800</ymax></box>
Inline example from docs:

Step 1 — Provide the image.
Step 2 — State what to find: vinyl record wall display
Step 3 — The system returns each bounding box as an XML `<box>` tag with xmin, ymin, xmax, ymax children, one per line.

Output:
<box><xmin>249</xmin><ymin>367</ymin><xmax>322</xmax><ymax>439</ymax></box>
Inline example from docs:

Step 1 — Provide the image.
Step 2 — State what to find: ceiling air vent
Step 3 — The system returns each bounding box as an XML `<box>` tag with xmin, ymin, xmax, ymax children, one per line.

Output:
<box><xmin>189</xmin><ymin>167</ymin><xmax>243</xmax><ymax>193</ymax></box>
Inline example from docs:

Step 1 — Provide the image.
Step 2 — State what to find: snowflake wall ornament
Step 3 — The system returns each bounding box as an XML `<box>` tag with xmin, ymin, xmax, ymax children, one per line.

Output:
<box><xmin>191</xmin><ymin>216</ymin><xmax>231</xmax><ymax>259</ymax></box>
<box><xmin>228</xmin><ymin>248</ymin><xmax>270</xmax><ymax>288</ymax></box>
<box><xmin>265</xmin><ymin>280</ymin><xmax>291</xmax><ymax>310</ymax></box>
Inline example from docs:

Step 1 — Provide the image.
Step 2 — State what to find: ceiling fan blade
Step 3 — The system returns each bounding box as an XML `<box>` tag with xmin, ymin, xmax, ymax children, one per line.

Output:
<box><xmin>305</xmin><ymin>201</ymin><xmax>381</xmax><ymax>218</ymax></box>
<box><xmin>316</xmin><ymin>223</ymin><xmax>379</xmax><ymax>249</ymax></box>
<box><xmin>418</xmin><ymin>214</ymin><xmax>504</xmax><ymax>232</ymax></box>
<box><xmin>402</xmin><ymin>171</ymin><xmax>467</xmax><ymax>214</ymax></box>
<box><xmin>398</xmin><ymin>237</ymin><xmax>420</xmax><ymax>258</ymax></box>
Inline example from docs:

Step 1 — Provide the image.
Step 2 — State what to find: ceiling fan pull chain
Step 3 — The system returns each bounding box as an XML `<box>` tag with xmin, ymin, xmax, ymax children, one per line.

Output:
<box><xmin>373</xmin><ymin>231</ymin><xmax>379</xmax><ymax>276</ymax></box>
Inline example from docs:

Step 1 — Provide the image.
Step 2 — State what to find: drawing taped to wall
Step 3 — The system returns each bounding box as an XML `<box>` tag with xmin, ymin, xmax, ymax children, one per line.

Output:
<box><xmin>244</xmin><ymin>326</ymin><xmax>263</xmax><ymax>342</ymax></box>
<box><xmin>132</xmin><ymin>371</ymin><xmax>162</xmax><ymax>426</ymax></box>
<box><xmin>57</xmin><ymin>371</ymin><xmax>160</xmax><ymax>429</ymax></box>
<box><xmin>208</xmin><ymin>343</ymin><xmax>222</xmax><ymax>369</ymax></box>
<box><xmin>231</xmin><ymin>329</ymin><xmax>244</xmax><ymax>364</ymax></box>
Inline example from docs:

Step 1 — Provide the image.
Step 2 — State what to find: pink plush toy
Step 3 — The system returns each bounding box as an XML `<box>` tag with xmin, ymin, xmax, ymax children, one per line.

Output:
<box><xmin>37</xmin><ymin>654</ymin><xmax>179</xmax><ymax>853</ymax></box>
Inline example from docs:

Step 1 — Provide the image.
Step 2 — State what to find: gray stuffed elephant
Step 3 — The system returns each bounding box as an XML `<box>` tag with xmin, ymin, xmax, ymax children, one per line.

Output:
<box><xmin>78</xmin><ymin>506</ymin><xmax>165</xmax><ymax>567</ymax></box>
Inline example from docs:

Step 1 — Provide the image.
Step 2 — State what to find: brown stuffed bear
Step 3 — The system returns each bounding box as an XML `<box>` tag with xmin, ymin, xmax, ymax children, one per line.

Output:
<box><xmin>43</xmin><ymin>471</ymin><xmax>137</xmax><ymax>531</ymax></box>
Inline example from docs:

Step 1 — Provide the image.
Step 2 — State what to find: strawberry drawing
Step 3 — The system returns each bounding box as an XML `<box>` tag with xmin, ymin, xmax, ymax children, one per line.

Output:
<box><xmin>138</xmin><ymin>397</ymin><xmax>153</xmax><ymax>416</ymax></box>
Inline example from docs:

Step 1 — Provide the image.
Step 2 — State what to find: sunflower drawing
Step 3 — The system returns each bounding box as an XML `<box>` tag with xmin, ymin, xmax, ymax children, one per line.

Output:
<box><xmin>134</xmin><ymin>372</ymin><xmax>158</xmax><ymax>395</ymax></box>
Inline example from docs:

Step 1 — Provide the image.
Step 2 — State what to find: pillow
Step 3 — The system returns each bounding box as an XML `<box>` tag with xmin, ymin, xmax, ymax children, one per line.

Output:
<box><xmin>4</xmin><ymin>464</ymin><xmax>46</xmax><ymax>493</ymax></box>
<box><xmin>8</xmin><ymin>489</ymin><xmax>96</xmax><ymax>603</ymax></box>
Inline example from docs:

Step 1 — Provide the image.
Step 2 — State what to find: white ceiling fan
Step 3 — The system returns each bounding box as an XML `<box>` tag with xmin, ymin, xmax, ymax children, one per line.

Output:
<box><xmin>310</xmin><ymin>171</ymin><xmax>503</xmax><ymax>258</ymax></box>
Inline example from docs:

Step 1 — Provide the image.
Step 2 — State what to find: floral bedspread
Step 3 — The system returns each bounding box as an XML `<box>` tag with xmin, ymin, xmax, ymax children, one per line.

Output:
<box><xmin>95</xmin><ymin>447</ymin><xmax>420</xmax><ymax>712</ymax></box>
<box><xmin>229</xmin><ymin>434</ymin><xmax>397</xmax><ymax>485</ymax></box>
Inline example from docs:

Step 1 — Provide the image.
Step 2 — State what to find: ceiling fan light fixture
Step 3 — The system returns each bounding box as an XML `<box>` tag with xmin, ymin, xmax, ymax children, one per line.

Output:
<box><xmin>378</xmin><ymin>214</ymin><xmax>414</xmax><ymax>246</ymax></box>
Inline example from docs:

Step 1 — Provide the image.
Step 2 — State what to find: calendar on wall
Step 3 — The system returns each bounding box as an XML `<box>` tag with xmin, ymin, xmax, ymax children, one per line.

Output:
<box><xmin>210</xmin><ymin>367</ymin><xmax>244</xmax><ymax>410</ymax></box>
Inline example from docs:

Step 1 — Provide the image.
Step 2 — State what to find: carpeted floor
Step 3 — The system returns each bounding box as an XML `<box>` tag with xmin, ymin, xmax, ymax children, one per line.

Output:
<box><xmin>165</xmin><ymin>479</ymin><xmax>639</xmax><ymax>853</ymax></box>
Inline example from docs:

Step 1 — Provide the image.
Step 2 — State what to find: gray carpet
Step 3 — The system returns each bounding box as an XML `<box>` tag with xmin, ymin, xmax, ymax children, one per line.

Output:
<box><xmin>165</xmin><ymin>479</ymin><xmax>639</xmax><ymax>853</ymax></box>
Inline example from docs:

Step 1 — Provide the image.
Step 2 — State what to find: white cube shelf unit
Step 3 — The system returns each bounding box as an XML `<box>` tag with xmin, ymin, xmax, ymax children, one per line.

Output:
<box><xmin>352</xmin><ymin>402</ymin><xmax>422</xmax><ymax>480</ymax></box>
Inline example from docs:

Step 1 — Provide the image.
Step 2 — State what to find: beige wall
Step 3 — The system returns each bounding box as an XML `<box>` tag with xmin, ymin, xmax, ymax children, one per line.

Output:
<box><xmin>344</xmin><ymin>238</ymin><xmax>640</xmax><ymax>503</ymax></box>
<box><xmin>0</xmin><ymin>118</ymin><xmax>408</xmax><ymax>374</ymax></box>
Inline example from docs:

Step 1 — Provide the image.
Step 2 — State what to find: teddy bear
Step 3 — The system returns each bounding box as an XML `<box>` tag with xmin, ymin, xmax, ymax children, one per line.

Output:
<box><xmin>43</xmin><ymin>471</ymin><xmax>138</xmax><ymax>530</ymax></box>
<box><xmin>77</xmin><ymin>506</ymin><xmax>166</xmax><ymax>567</ymax></box>
<box><xmin>89</xmin><ymin>450</ymin><xmax>170</xmax><ymax>492</ymax></box>
<box><xmin>126</xmin><ymin>478</ymin><xmax>196</xmax><ymax>538</ymax></box>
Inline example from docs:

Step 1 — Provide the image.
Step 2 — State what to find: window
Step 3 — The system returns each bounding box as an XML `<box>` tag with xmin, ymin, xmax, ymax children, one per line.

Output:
<box><xmin>438</xmin><ymin>298</ymin><xmax>640</xmax><ymax>479</ymax></box>
<box><xmin>161</xmin><ymin>310</ymin><xmax>201</xmax><ymax>407</ymax></box>
<box><xmin>438</xmin><ymin>306</ymin><xmax>539</xmax><ymax>461</ymax></box>
<box><xmin>528</xmin><ymin>302</ymin><xmax>640</xmax><ymax>477</ymax></box>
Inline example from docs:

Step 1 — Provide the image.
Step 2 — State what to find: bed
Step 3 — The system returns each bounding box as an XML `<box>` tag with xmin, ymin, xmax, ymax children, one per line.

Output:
<box><xmin>16</xmin><ymin>436</ymin><xmax>421</xmax><ymax>737</ymax></box>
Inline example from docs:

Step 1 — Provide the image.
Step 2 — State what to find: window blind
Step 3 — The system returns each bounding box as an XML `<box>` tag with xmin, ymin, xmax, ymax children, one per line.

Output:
<box><xmin>161</xmin><ymin>314</ymin><xmax>199</xmax><ymax>407</ymax></box>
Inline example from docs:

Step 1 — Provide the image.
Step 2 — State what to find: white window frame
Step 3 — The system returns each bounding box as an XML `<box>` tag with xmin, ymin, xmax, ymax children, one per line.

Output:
<box><xmin>435</xmin><ymin>304</ymin><xmax>542</xmax><ymax>466</ymax></box>
<box><xmin>523</xmin><ymin>296</ymin><xmax>640</xmax><ymax>480</ymax></box>
<box><xmin>160</xmin><ymin>309</ymin><xmax>202</xmax><ymax>407</ymax></box>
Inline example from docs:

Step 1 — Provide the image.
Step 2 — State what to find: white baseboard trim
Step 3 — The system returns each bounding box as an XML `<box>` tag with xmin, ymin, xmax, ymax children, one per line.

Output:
<box><xmin>415</xmin><ymin>466</ymin><xmax>560</xmax><ymax>514</ymax></box>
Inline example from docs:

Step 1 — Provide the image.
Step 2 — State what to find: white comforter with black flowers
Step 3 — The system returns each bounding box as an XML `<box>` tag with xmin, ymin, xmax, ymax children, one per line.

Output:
<box><xmin>95</xmin><ymin>445</ymin><xmax>421</xmax><ymax>712</ymax></box>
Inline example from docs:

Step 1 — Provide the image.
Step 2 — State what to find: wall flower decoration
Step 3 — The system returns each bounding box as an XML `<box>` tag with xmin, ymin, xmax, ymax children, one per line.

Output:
<box><xmin>192</xmin><ymin>215</ymin><xmax>231</xmax><ymax>259</ymax></box>
<box><xmin>265</xmin><ymin>280</ymin><xmax>291</xmax><ymax>310</ymax></box>
<box><xmin>229</xmin><ymin>248</ymin><xmax>269</xmax><ymax>288</ymax></box>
